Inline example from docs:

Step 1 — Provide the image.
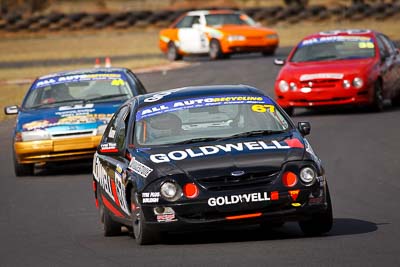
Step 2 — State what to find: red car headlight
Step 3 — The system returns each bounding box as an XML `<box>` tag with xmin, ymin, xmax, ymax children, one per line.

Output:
<box><xmin>278</xmin><ymin>80</ymin><xmax>289</xmax><ymax>92</ymax></box>
<box><xmin>352</xmin><ymin>77</ymin><xmax>364</xmax><ymax>89</ymax></box>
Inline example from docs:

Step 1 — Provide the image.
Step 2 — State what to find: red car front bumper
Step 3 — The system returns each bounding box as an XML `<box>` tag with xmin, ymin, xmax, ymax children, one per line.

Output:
<box><xmin>276</xmin><ymin>87</ymin><xmax>373</xmax><ymax>108</ymax></box>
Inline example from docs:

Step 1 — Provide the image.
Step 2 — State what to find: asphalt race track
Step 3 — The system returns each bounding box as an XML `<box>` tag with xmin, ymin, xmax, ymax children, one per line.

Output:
<box><xmin>1</xmin><ymin>49</ymin><xmax>400</xmax><ymax>266</ymax></box>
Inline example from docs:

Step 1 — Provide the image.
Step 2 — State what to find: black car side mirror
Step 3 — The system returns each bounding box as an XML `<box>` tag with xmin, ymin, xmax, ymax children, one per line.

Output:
<box><xmin>298</xmin><ymin>122</ymin><xmax>311</xmax><ymax>136</ymax></box>
<box><xmin>273</xmin><ymin>58</ymin><xmax>285</xmax><ymax>66</ymax></box>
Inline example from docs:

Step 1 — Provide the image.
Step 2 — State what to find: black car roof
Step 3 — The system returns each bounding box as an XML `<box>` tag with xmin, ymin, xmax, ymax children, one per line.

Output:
<box><xmin>134</xmin><ymin>84</ymin><xmax>269</xmax><ymax>107</ymax></box>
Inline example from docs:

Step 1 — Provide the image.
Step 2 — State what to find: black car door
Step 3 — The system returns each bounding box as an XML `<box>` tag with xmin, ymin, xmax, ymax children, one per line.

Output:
<box><xmin>97</xmin><ymin>104</ymin><xmax>132</xmax><ymax>217</ymax></box>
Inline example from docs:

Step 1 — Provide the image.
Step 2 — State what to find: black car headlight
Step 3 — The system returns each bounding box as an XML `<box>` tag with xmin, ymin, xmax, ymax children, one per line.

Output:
<box><xmin>299</xmin><ymin>167</ymin><xmax>316</xmax><ymax>185</ymax></box>
<box><xmin>160</xmin><ymin>181</ymin><xmax>182</xmax><ymax>202</ymax></box>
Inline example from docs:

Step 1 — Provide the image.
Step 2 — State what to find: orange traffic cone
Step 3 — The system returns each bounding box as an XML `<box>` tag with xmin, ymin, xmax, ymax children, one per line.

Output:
<box><xmin>105</xmin><ymin>57</ymin><xmax>111</xmax><ymax>68</ymax></box>
<box><xmin>94</xmin><ymin>58</ymin><xmax>100</xmax><ymax>68</ymax></box>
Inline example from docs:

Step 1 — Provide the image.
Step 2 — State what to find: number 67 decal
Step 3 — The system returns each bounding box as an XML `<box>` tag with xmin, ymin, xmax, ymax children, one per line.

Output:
<box><xmin>251</xmin><ymin>104</ymin><xmax>275</xmax><ymax>113</ymax></box>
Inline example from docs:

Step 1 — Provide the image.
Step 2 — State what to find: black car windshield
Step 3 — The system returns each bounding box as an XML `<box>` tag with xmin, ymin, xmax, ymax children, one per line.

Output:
<box><xmin>23</xmin><ymin>72</ymin><xmax>134</xmax><ymax>109</ymax></box>
<box><xmin>205</xmin><ymin>13</ymin><xmax>256</xmax><ymax>26</ymax></box>
<box><xmin>291</xmin><ymin>35</ymin><xmax>376</xmax><ymax>62</ymax></box>
<box><xmin>134</xmin><ymin>95</ymin><xmax>291</xmax><ymax>146</ymax></box>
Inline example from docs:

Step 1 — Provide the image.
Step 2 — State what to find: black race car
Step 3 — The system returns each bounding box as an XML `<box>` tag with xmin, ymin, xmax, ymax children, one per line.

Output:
<box><xmin>92</xmin><ymin>85</ymin><xmax>333</xmax><ymax>245</ymax></box>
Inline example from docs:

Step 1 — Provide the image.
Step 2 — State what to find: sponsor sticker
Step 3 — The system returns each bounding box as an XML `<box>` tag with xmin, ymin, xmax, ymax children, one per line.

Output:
<box><xmin>300</xmin><ymin>36</ymin><xmax>372</xmax><ymax>47</ymax></box>
<box><xmin>93</xmin><ymin>156</ymin><xmax>114</xmax><ymax>201</ymax></box>
<box><xmin>207</xmin><ymin>191</ymin><xmax>278</xmax><ymax>207</ymax></box>
<box><xmin>157</xmin><ymin>213</ymin><xmax>176</xmax><ymax>222</ymax></box>
<box><xmin>128</xmin><ymin>157</ymin><xmax>153</xmax><ymax>178</ymax></box>
<box><xmin>289</xmin><ymin>190</ymin><xmax>300</xmax><ymax>201</ymax></box>
<box><xmin>100</xmin><ymin>143</ymin><xmax>118</xmax><ymax>153</ymax></box>
<box><xmin>137</xmin><ymin>95</ymin><xmax>273</xmax><ymax>120</ymax></box>
<box><xmin>34</xmin><ymin>73</ymin><xmax>124</xmax><ymax>89</ymax></box>
<box><xmin>150</xmin><ymin>140</ymin><xmax>292</xmax><ymax>163</ymax></box>
<box><xmin>300</xmin><ymin>73</ymin><xmax>344</xmax><ymax>81</ymax></box>
<box><xmin>142</xmin><ymin>192</ymin><xmax>160</xmax><ymax>203</ymax></box>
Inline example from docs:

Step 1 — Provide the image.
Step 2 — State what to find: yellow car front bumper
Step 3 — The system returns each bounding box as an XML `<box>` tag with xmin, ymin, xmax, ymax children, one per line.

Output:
<box><xmin>14</xmin><ymin>135</ymin><xmax>102</xmax><ymax>164</ymax></box>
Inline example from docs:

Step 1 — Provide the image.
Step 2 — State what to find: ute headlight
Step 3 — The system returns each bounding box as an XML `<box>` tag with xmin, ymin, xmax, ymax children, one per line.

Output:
<box><xmin>300</xmin><ymin>167</ymin><xmax>316</xmax><ymax>185</ymax></box>
<box><xmin>279</xmin><ymin>80</ymin><xmax>289</xmax><ymax>92</ymax></box>
<box><xmin>21</xmin><ymin>130</ymin><xmax>50</xmax><ymax>141</ymax></box>
<box><xmin>227</xmin><ymin>35</ymin><xmax>246</xmax><ymax>42</ymax></box>
<box><xmin>352</xmin><ymin>77</ymin><xmax>363</xmax><ymax>89</ymax></box>
<box><xmin>160</xmin><ymin>181</ymin><xmax>182</xmax><ymax>202</ymax></box>
<box><xmin>342</xmin><ymin>79</ymin><xmax>351</xmax><ymax>89</ymax></box>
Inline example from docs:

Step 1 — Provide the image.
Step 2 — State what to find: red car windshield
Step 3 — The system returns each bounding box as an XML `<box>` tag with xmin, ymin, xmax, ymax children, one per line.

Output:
<box><xmin>291</xmin><ymin>36</ymin><xmax>376</xmax><ymax>62</ymax></box>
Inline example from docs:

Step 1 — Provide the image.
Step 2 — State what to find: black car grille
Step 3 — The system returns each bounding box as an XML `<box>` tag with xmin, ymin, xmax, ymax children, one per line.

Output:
<box><xmin>195</xmin><ymin>171</ymin><xmax>279</xmax><ymax>191</ymax></box>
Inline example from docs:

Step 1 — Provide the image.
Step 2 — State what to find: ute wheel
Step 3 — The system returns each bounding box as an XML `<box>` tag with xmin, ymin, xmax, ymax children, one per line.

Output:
<box><xmin>13</xmin><ymin>153</ymin><xmax>34</xmax><ymax>177</ymax></box>
<box><xmin>99</xmin><ymin>195</ymin><xmax>122</xmax><ymax>236</ymax></box>
<box><xmin>372</xmin><ymin>81</ymin><xmax>384</xmax><ymax>112</ymax></box>
<box><xmin>209</xmin><ymin>39</ymin><xmax>224</xmax><ymax>60</ymax></box>
<box><xmin>299</xmin><ymin>186</ymin><xmax>333</xmax><ymax>236</ymax></box>
<box><xmin>167</xmin><ymin>42</ymin><xmax>182</xmax><ymax>61</ymax></box>
<box><xmin>131</xmin><ymin>190</ymin><xmax>159</xmax><ymax>245</ymax></box>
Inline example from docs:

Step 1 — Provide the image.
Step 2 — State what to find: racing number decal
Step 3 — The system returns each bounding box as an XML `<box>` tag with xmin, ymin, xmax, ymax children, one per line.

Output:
<box><xmin>358</xmin><ymin>42</ymin><xmax>374</xmax><ymax>49</ymax></box>
<box><xmin>111</xmin><ymin>79</ymin><xmax>125</xmax><ymax>86</ymax></box>
<box><xmin>251</xmin><ymin>104</ymin><xmax>275</xmax><ymax>113</ymax></box>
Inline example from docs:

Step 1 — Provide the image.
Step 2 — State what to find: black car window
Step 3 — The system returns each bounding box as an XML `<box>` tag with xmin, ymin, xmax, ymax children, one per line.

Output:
<box><xmin>102</xmin><ymin>105</ymin><xmax>129</xmax><ymax>150</ymax></box>
<box><xmin>114</xmin><ymin>106</ymin><xmax>129</xmax><ymax>150</ymax></box>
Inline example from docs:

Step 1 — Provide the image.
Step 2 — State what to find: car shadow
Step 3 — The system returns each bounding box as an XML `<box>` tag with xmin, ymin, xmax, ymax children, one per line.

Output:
<box><xmin>180</xmin><ymin>47</ymin><xmax>292</xmax><ymax>63</ymax></box>
<box><xmin>154</xmin><ymin>218</ymin><xmax>379</xmax><ymax>245</ymax></box>
<box><xmin>33</xmin><ymin>159</ymin><xmax>93</xmax><ymax>176</ymax></box>
<box><xmin>292</xmin><ymin>104</ymin><xmax>400</xmax><ymax>118</ymax></box>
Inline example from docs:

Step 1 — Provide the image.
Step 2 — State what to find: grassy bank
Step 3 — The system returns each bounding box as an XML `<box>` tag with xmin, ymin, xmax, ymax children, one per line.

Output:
<box><xmin>1</xmin><ymin>17</ymin><xmax>399</xmax><ymax>121</ymax></box>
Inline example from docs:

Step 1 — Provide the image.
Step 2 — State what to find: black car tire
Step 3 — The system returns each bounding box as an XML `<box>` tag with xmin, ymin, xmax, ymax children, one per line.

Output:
<box><xmin>372</xmin><ymin>81</ymin><xmax>384</xmax><ymax>112</ymax></box>
<box><xmin>13</xmin><ymin>153</ymin><xmax>34</xmax><ymax>177</ymax></box>
<box><xmin>299</xmin><ymin>186</ymin><xmax>333</xmax><ymax>236</ymax></box>
<box><xmin>167</xmin><ymin>42</ymin><xmax>182</xmax><ymax>61</ymax></box>
<box><xmin>99</xmin><ymin>196</ymin><xmax>122</xmax><ymax>236</ymax></box>
<box><xmin>209</xmin><ymin>39</ymin><xmax>224</xmax><ymax>60</ymax></box>
<box><xmin>131</xmin><ymin>191</ymin><xmax>159</xmax><ymax>245</ymax></box>
<box><xmin>391</xmin><ymin>93</ymin><xmax>400</xmax><ymax>106</ymax></box>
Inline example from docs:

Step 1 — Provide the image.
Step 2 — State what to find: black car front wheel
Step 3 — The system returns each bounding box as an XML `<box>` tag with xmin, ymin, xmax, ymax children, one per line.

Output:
<box><xmin>13</xmin><ymin>153</ymin><xmax>34</xmax><ymax>177</ymax></box>
<box><xmin>131</xmin><ymin>190</ymin><xmax>159</xmax><ymax>245</ymax></box>
<box><xmin>299</xmin><ymin>186</ymin><xmax>333</xmax><ymax>236</ymax></box>
<box><xmin>99</xmin><ymin>195</ymin><xmax>122</xmax><ymax>236</ymax></box>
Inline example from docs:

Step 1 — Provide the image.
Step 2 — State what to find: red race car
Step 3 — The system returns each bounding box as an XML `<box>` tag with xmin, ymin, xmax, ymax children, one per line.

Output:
<box><xmin>274</xmin><ymin>29</ymin><xmax>400</xmax><ymax>115</ymax></box>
